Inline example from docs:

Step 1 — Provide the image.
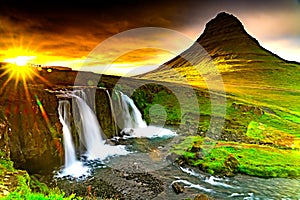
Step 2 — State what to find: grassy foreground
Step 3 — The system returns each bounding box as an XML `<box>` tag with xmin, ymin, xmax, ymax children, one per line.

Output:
<box><xmin>0</xmin><ymin>154</ymin><xmax>78</xmax><ymax>200</ymax></box>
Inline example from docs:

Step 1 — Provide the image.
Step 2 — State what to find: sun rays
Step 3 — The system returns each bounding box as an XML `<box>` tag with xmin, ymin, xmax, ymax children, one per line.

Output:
<box><xmin>0</xmin><ymin>40</ymin><xmax>51</xmax><ymax>104</ymax></box>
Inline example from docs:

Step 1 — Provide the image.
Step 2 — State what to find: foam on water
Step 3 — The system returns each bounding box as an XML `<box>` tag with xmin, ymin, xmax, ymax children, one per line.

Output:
<box><xmin>228</xmin><ymin>193</ymin><xmax>245</xmax><ymax>197</ymax></box>
<box><xmin>171</xmin><ymin>179</ymin><xmax>213</xmax><ymax>193</ymax></box>
<box><xmin>56</xmin><ymin>143</ymin><xmax>129</xmax><ymax>178</ymax></box>
<box><xmin>86</xmin><ymin>141</ymin><xmax>129</xmax><ymax>161</ymax></box>
<box><xmin>204</xmin><ymin>176</ymin><xmax>235</xmax><ymax>188</ymax></box>
<box><xmin>123</xmin><ymin>126</ymin><xmax>177</xmax><ymax>139</ymax></box>
<box><xmin>56</xmin><ymin>161</ymin><xmax>89</xmax><ymax>178</ymax></box>
<box><xmin>179</xmin><ymin>167</ymin><xmax>203</xmax><ymax>178</ymax></box>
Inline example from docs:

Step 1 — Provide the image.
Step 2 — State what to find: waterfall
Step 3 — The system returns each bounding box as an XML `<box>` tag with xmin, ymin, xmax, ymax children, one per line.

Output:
<box><xmin>120</xmin><ymin>93</ymin><xmax>147</xmax><ymax>129</ymax></box>
<box><xmin>72</xmin><ymin>89</ymin><xmax>97</xmax><ymax>154</ymax></box>
<box><xmin>58</xmin><ymin>100</ymin><xmax>77</xmax><ymax>168</ymax></box>
<box><xmin>56</xmin><ymin>89</ymin><xmax>129</xmax><ymax>178</ymax></box>
<box><xmin>74</xmin><ymin>89</ymin><xmax>95</xmax><ymax>112</ymax></box>
<box><xmin>106</xmin><ymin>90</ymin><xmax>118</xmax><ymax>137</ymax></box>
<box><xmin>56</xmin><ymin>89</ymin><xmax>175</xmax><ymax>178</ymax></box>
<box><xmin>117</xmin><ymin>92</ymin><xmax>176</xmax><ymax>138</ymax></box>
<box><xmin>73</xmin><ymin>95</ymin><xmax>105</xmax><ymax>159</ymax></box>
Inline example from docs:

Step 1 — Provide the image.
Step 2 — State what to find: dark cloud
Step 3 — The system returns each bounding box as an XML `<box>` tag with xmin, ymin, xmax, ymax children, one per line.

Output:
<box><xmin>0</xmin><ymin>0</ymin><xmax>299</xmax><ymax>63</ymax></box>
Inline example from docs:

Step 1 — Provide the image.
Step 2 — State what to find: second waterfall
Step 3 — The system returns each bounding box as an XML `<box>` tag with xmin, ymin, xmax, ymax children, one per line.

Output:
<box><xmin>57</xmin><ymin>89</ymin><xmax>129</xmax><ymax>177</ymax></box>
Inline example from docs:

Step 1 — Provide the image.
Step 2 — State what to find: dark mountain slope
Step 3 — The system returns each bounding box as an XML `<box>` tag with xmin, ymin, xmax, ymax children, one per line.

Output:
<box><xmin>140</xmin><ymin>12</ymin><xmax>300</xmax><ymax>91</ymax></box>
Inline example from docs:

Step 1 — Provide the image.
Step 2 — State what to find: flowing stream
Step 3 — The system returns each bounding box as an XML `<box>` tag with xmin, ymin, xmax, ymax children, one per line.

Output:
<box><xmin>55</xmin><ymin>90</ymin><xmax>300</xmax><ymax>199</ymax></box>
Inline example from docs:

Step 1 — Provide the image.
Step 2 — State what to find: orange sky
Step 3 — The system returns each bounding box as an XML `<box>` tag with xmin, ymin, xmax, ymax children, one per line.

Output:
<box><xmin>0</xmin><ymin>0</ymin><xmax>299</xmax><ymax>76</ymax></box>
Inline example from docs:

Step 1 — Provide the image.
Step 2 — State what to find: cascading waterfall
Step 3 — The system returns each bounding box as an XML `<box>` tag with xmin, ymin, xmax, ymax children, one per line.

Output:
<box><xmin>57</xmin><ymin>90</ymin><xmax>129</xmax><ymax>178</ymax></box>
<box><xmin>74</xmin><ymin>89</ymin><xmax>96</xmax><ymax>112</ymax></box>
<box><xmin>72</xmin><ymin>89</ymin><xmax>97</xmax><ymax>153</ymax></box>
<box><xmin>56</xmin><ymin>89</ymin><xmax>175</xmax><ymax>178</ymax></box>
<box><xmin>72</xmin><ymin>95</ymin><xmax>105</xmax><ymax>159</ymax></box>
<box><xmin>120</xmin><ymin>92</ymin><xmax>147</xmax><ymax>129</ymax></box>
<box><xmin>117</xmin><ymin>92</ymin><xmax>176</xmax><ymax>138</ymax></box>
<box><xmin>58</xmin><ymin>100</ymin><xmax>77</xmax><ymax>168</ymax></box>
<box><xmin>71</xmin><ymin>90</ymin><xmax>128</xmax><ymax>161</ymax></box>
<box><xmin>57</xmin><ymin>100</ymin><xmax>88</xmax><ymax>178</ymax></box>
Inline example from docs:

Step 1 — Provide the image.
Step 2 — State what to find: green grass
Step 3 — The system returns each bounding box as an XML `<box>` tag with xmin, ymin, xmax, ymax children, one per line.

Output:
<box><xmin>132</xmin><ymin>84</ymin><xmax>212</xmax><ymax>127</ymax></box>
<box><xmin>0</xmin><ymin>171</ymin><xmax>80</xmax><ymax>200</ymax></box>
<box><xmin>130</xmin><ymin>81</ymin><xmax>300</xmax><ymax>177</ymax></box>
<box><xmin>172</xmin><ymin>137</ymin><xmax>300</xmax><ymax>177</ymax></box>
<box><xmin>171</xmin><ymin>136</ymin><xmax>204</xmax><ymax>156</ymax></box>
<box><xmin>0</xmin><ymin>153</ymin><xmax>80</xmax><ymax>200</ymax></box>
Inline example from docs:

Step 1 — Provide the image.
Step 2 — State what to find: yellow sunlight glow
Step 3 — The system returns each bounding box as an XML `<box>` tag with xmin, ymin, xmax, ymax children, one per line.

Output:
<box><xmin>4</xmin><ymin>63</ymin><xmax>35</xmax><ymax>80</ymax></box>
<box><xmin>3</xmin><ymin>55</ymin><xmax>37</xmax><ymax>82</ymax></box>
<box><xmin>0</xmin><ymin>43</ymin><xmax>50</xmax><ymax>103</ymax></box>
<box><xmin>4</xmin><ymin>56</ymin><xmax>36</xmax><ymax>67</ymax></box>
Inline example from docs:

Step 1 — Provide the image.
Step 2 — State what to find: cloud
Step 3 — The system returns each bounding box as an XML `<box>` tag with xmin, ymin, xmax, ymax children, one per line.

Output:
<box><xmin>0</xmin><ymin>0</ymin><xmax>299</xmax><ymax>70</ymax></box>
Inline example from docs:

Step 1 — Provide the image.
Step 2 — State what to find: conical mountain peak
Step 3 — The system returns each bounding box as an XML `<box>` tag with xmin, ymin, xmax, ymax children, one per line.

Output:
<box><xmin>196</xmin><ymin>12</ymin><xmax>261</xmax><ymax>56</ymax></box>
<box><xmin>140</xmin><ymin>12</ymin><xmax>294</xmax><ymax>86</ymax></box>
<box><xmin>199</xmin><ymin>12</ymin><xmax>245</xmax><ymax>37</ymax></box>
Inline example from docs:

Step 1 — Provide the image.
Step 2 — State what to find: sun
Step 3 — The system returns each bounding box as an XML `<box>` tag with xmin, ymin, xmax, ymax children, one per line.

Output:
<box><xmin>0</xmin><ymin>48</ymin><xmax>50</xmax><ymax>101</ymax></box>
<box><xmin>2</xmin><ymin>55</ymin><xmax>37</xmax><ymax>82</ymax></box>
<box><xmin>4</xmin><ymin>56</ymin><xmax>36</xmax><ymax>67</ymax></box>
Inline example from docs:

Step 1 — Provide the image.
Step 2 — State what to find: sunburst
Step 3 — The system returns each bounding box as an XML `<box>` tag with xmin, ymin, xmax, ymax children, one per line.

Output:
<box><xmin>0</xmin><ymin>39</ymin><xmax>63</xmax><ymax>158</ymax></box>
<box><xmin>0</xmin><ymin>47</ymin><xmax>50</xmax><ymax>101</ymax></box>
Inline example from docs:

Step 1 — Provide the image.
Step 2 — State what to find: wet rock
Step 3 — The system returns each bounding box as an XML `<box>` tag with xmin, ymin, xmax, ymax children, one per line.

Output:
<box><xmin>0</xmin><ymin>119</ymin><xmax>10</xmax><ymax>159</ymax></box>
<box><xmin>166</xmin><ymin>153</ymin><xmax>179</xmax><ymax>163</ymax></box>
<box><xmin>171</xmin><ymin>182</ymin><xmax>184</xmax><ymax>194</ymax></box>
<box><xmin>104</xmin><ymin>139</ymin><xmax>116</xmax><ymax>146</ymax></box>
<box><xmin>224</xmin><ymin>154</ymin><xmax>239</xmax><ymax>176</ymax></box>
<box><xmin>55</xmin><ymin>167</ymin><xmax>164</xmax><ymax>200</ymax></box>
<box><xmin>120</xmin><ymin>128</ymin><xmax>135</xmax><ymax>136</ymax></box>
<box><xmin>262</xmin><ymin>106</ymin><xmax>276</xmax><ymax>115</ymax></box>
<box><xmin>194</xmin><ymin>193</ymin><xmax>211</xmax><ymax>200</ymax></box>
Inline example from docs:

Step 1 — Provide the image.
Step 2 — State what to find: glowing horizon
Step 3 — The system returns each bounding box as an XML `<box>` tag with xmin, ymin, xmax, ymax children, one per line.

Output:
<box><xmin>1</xmin><ymin>1</ymin><xmax>299</xmax><ymax>77</ymax></box>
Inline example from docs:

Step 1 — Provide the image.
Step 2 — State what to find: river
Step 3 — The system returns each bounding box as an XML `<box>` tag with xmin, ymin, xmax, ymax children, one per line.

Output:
<box><xmin>52</xmin><ymin>133</ymin><xmax>300</xmax><ymax>200</ymax></box>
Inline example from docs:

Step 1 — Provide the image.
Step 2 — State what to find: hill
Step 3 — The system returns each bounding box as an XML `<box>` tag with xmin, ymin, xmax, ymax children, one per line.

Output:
<box><xmin>139</xmin><ymin>12</ymin><xmax>300</xmax><ymax>123</ymax></box>
<box><xmin>130</xmin><ymin>12</ymin><xmax>300</xmax><ymax>177</ymax></box>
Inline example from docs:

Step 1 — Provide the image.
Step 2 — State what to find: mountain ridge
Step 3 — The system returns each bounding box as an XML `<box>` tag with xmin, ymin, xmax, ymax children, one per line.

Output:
<box><xmin>139</xmin><ymin>12</ymin><xmax>300</xmax><ymax>91</ymax></box>
<box><xmin>197</xmin><ymin>12</ymin><xmax>298</xmax><ymax>64</ymax></box>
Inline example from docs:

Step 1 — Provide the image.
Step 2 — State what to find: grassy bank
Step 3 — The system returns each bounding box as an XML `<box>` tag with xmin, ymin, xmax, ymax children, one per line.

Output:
<box><xmin>172</xmin><ymin>136</ymin><xmax>300</xmax><ymax>177</ymax></box>
<box><xmin>130</xmin><ymin>83</ymin><xmax>300</xmax><ymax>178</ymax></box>
<box><xmin>0</xmin><ymin>154</ymin><xmax>78</xmax><ymax>200</ymax></box>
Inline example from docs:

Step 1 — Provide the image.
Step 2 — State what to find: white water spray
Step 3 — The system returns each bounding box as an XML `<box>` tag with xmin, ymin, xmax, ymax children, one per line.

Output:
<box><xmin>57</xmin><ymin>100</ymin><xmax>88</xmax><ymax>178</ymax></box>
<box><xmin>117</xmin><ymin>92</ymin><xmax>176</xmax><ymax>138</ymax></box>
<box><xmin>72</xmin><ymin>91</ymin><xmax>128</xmax><ymax>161</ymax></box>
<box><xmin>58</xmin><ymin>100</ymin><xmax>77</xmax><ymax>168</ymax></box>
<box><xmin>120</xmin><ymin>93</ymin><xmax>147</xmax><ymax>129</ymax></box>
<box><xmin>73</xmin><ymin>95</ymin><xmax>105</xmax><ymax>159</ymax></box>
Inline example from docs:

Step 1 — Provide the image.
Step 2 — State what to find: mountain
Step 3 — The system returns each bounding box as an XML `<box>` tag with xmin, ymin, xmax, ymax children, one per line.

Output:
<box><xmin>140</xmin><ymin>12</ymin><xmax>300</xmax><ymax>91</ymax></box>
<box><xmin>139</xmin><ymin>12</ymin><xmax>300</xmax><ymax>124</ymax></box>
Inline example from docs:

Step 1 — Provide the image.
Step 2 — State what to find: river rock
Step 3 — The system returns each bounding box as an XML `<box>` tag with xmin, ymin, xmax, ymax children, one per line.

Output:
<box><xmin>171</xmin><ymin>182</ymin><xmax>184</xmax><ymax>194</ymax></box>
<box><xmin>120</xmin><ymin>128</ymin><xmax>135</xmax><ymax>136</ymax></box>
<box><xmin>224</xmin><ymin>154</ymin><xmax>239</xmax><ymax>176</ymax></box>
<box><xmin>194</xmin><ymin>193</ymin><xmax>210</xmax><ymax>200</ymax></box>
